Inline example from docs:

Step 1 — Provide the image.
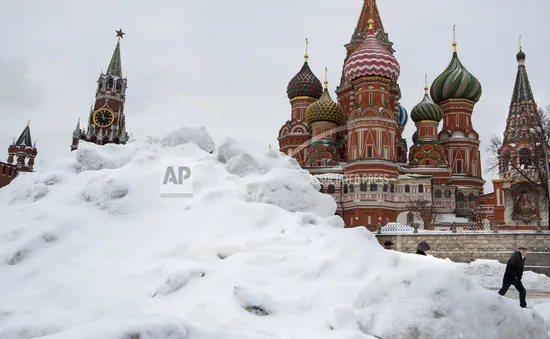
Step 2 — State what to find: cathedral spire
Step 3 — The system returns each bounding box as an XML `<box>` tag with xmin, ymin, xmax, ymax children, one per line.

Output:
<box><xmin>106</xmin><ymin>29</ymin><xmax>124</xmax><ymax>77</ymax></box>
<box><xmin>511</xmin><ymin>41</ymin><xmax>534</xmax><ymax>105</ymax></box>
<box><xmin>352</xmin><ymin>0</ymin><xmax>385</xmax><ymax>42</ymax></box>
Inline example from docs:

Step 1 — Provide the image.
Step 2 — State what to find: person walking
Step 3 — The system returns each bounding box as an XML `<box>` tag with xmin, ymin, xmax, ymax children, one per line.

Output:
<box><xmin>498</xmin><ymin>246</ymin><xmax>528</xmax><ymax>308</ymax></box>
<box><xmin>416</xmin><ymin>241</ymin><xmax>430</xmax><ymax>256</ymax></box>
<box><xmin>383</xmin><ymin>240</ymin><xmax>395</xmax><ymax>250</ymax></box>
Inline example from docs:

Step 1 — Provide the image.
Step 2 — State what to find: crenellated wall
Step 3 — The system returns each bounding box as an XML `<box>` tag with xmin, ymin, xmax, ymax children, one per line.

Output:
<box><xmin>0</xmin><ymin>162</ymin><xmax>18</xmax><ymax>189</ymax></box>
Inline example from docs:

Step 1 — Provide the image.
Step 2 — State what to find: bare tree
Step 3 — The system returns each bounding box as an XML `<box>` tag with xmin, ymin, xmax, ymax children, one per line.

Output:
<box><xmin>406</xmin><ymin>199</ymin><xmax>438</xmax><ymax>227</ymax></box>
<box><xmin>486</xmin><ymin>105</ymin><xmax>550</xmax><ymax>225</ymax></box>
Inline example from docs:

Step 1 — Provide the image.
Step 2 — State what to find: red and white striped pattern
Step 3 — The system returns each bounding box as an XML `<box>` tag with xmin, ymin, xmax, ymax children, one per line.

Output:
<box><xmin>343</xmin><ymin>35</ymin><xmax>400</xmax><ymax>82</ymax></box>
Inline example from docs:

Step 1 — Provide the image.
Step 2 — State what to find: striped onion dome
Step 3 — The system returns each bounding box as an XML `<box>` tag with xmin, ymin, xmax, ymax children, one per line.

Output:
<box><xmin>411</xmin><ymin>88</ymin><xmax>443</xmax><ymax>123</ymax></box>
<box><xmin>343</xmin><ymin>20</ymin><xmax>400</xmax><ymax>83</ymax></box>
<box><xmin>287</xmin><ymin>61</ymin><xmax>323</xmax><ymax>100</ymax></box>
<box><xmin>430</xmin><ymin>43</ymin><xmax>482</xmax><ymax>104</ymax></box>
<box><xmin>398</xmin><ymin>104</ymin><xmax>408</xmax><ymax>127</ymax></box>
<box><xmin>412</xmin><ymin>131</ymin><xmax>418</xmax><ymax>144</ymax></box>
<box><xmin>305</xmin><ymin>86</ymin><xmax>345</xmax><ymax>125</ymax></box>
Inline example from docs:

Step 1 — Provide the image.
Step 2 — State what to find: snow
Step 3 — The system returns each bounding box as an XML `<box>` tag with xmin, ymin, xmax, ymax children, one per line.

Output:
<box><xmin>0</xmin><ymin>126</ymin><xmax>549</xmax><ymax>338</ymax></box>
<box><xmin>458</xmin><ymin>259</ymin><xmax>550</xmax><ymax>290</ymax></box>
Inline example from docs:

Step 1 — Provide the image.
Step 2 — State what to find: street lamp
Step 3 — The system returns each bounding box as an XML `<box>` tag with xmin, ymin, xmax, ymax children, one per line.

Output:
<box><xmin>530</xmin><ymin>126</ymin><xmax>550</xmax><ymax>228</ymax></box>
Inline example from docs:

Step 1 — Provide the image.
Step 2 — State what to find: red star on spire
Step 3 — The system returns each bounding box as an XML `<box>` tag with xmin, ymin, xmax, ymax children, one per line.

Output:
<box><xmin>116</xmin><ymin>29</ymin><xmax>125</xmax><ymax>39</ymax></box>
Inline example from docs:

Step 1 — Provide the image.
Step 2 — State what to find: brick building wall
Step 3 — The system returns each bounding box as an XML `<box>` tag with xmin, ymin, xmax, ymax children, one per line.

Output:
<box><xmin>0</xmin><ymin>162</ymin><xmax>17</xmax><ymax>189</ymax></box>
<box><xmin>376</xmin><ymin>233</ymin><xmax>550</xmax><ymax>276</ymax></box>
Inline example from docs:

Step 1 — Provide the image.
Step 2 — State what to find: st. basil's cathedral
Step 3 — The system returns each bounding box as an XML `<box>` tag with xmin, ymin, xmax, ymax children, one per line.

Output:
<box><xmin>277</xmin><ymin>0</ymin><xmax>547</xmax><ymax>227</ymax></box>
<box><xmin>0</xmin><ymin>1</ymin><xmax>547</xmax><ymax>227</ymax></box>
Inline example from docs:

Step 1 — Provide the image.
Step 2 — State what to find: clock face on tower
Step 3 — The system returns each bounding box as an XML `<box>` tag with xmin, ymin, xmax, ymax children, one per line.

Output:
<box><xmin>92</xmin><ymin>108</ymin><xmax>115</xmax><ymax>128</ymax></box>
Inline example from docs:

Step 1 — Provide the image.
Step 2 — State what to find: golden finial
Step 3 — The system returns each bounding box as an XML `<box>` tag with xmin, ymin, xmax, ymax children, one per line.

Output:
<box><xmin>424</xmin><ymin>74</ymin><xmax>429</xmax><ymax>94</ymax></box>
<box><xmin>304</xmin><ymin>38</ymin><xmax>309</xmax><ymax>62</ymax></box>
<box><xmin>452</xmin><ymin>25</ymin><xmax>457</xmax><ymax>52</ymax></box>
<box><xmin>26</xmin><ymin>120</ymin><xmax>30</xmax><ymax>126</ymax></box>
<box><xmin>519</xmin><ymin>35</ymin><xmax>523</xmax><ymax>51</ymax></box>
<box><xmin>368</xmin><ymin>19</ymin><xmax>374</xmax><ymax>31</ymax></box>
<box><xmin>324</xmin><ymin>67</ymin><xmax>328</xmax><ymax>89</ymax></box>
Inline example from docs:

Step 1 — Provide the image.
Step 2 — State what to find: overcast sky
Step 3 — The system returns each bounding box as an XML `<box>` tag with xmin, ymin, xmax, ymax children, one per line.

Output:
<box><xmin>1</xmin><ymin>0</ymin><xmax>549</xmax><ymax>192</ymax></box>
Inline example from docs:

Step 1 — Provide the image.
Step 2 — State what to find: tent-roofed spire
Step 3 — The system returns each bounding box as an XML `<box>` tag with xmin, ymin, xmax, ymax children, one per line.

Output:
<box><xmin>15</xmin><ymin>121</ymin><xmax>33</xmax><ymax>147</ymax></box>
<box><xmin>511</xmin><ymin>44</ymin><xmax>534</xmax><ymax>105</ymax></box>
<box><xmin>349</xmin><ymin>0</ymin><xmax>393</xmax><ymax>47</ymax></box>
<box><xmin>106</xmin><ymin>29</ymin><xmax>124</xmax><ymax>77</ymax></box>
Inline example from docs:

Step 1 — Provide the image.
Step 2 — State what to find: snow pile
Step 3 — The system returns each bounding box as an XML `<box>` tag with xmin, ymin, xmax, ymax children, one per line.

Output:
<box><xmin>0</xmin><ymin>126</ymin><xmax>548</xmax><ymax>339</ymax></box>
<box><xmin>459</xmin><ymin>259</ymin><xmax>550</xmax><ymax>290</ymax></box>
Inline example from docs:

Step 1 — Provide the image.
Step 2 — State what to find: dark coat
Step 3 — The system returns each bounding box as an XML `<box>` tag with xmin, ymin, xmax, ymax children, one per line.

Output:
<box><xmin>503</xmin><ymin>251</ymin><xmax>525</xmax><ymax>284</ymax></box>
<box><xmin>416</xmin><ymin>250</ymin><xmax>426</xmax><ymax>256</ymax></box>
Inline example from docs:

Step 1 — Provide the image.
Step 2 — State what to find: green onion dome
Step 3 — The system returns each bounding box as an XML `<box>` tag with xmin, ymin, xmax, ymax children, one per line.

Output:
<box><xmin>305</xmin><ymin>79</ymin><xmax>345</xmax><ymax>125</ymax></box>
<box><xmin>430</xmin><ymin>43</ymin><xmax>482</xmax><ymax>104</ymax></box>
<box><xmin>411</xmin><ymin>87</ymin><xmax>444</xmax><ymax>123</ymax></box>
<box><xmin>516</xmin><ymin>48</ymin><xmax>526</xmax><ymax>61</ymax></box>
<box><xmin>287</xmin><ymin>58</ymin><xmax>323</xmax><ymax>100</ymax></box>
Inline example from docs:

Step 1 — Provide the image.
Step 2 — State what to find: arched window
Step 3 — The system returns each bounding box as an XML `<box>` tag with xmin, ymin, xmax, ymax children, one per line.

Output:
<box><xmin>405</xmin><ymin>185</ymin><xmax>410</xmax><ymax>193</ymax></box>
<box><xmin>370</xmin><ymin>183</ymin><xmax>378</xmax><ymax>191</ymax></box>
<box><xmin>106</xmin><ymin>78</ymin><xmax>114</xmax><ymax>89</ymax></box>
<box><xmin>343</xmin><ymin>184</ymin><xmax>348</xmax><ymax>194</ymax></box>
<box><xmin>390</xmin><ymin>184</ymin><xmax>395</xmax><ymax>193</ymax></box>
<box><xmin>445</xmin><ymin>190</ymin><xmax>452</xmax><ymax>198</ymax></box>
<box><xmin>349</xmin><ymin>184</ymin><xmax>355</xmax><ymax>193</ymax></box>
<box><xmin>369</xmin><ymin>92</ymin><xmax>373</xmax><ymax>105</ymax></box>
<box><xmin>319</xmin><ymin>185</ymin><xmax>324</xmax><ymax>193</ymax></box>
<box><xmin>434</xmin><ymin>190</ymin><xmax>442</xmax><ymax>199</ymax></box>
<box><xmin>328</xmin><ymin>184</ymin><xmax>336</xmax><ymax>194</ymax></box>
<box><xmin>360</xmin><ymin>183</ymin><xmax>368</xmax><ymax>192</ymax></box>
<box><xmin>468</xmin><ymin>193</ymin><xmax>475</xmax><ymax>201</ymax></box>
<box><xmin>457</xmin><ymin>192</ymin><xmax>464</xmax><ymax>201</ymax></box>
<box><xmin>383</xmin><ymin>184</ymin><xmax>388</xmax><ymax>192</ymax></box>
<box><xmin>519</xmin><ymin>148</ymin><xmax>532</xmax><ymax>168</ymax></box>
<box><xmin>418</xmin><ymin>184</ymin><xmax>424</xmax><ymax>193</ymax></box>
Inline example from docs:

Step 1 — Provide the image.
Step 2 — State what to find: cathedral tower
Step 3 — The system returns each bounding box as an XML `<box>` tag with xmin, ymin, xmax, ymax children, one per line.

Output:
<box><xmin>409</xmin><ymin>81</ymin><xmax>447</xmax><ymax>168</ymax></box>
<box><xmin>431</xmin><ymin>30</ymin><xmax>484</xmax><ymax>200</ymax></box>
<box><xmin>493</xmin><ymin>46</ymin><xmax>547</xmax><ymax>223</ymax></box>
<box><xmin>303</xmin><ymin>68</ymin><xmax>346</xmax><ymax>167</ymax></box>
<box><xmin>278</xmin><ymin>40</ymin><xmax>323</xmax><ymax>165</ymax></box>
<box><xmin>341</xmin><ymin>15</ymin><xmax>401</xmax><ymax>177</ymax></box>
<box><xmin>71</xmin><ymin>29</ymin><xmax>129</xmax><ymax>151</ymax></box>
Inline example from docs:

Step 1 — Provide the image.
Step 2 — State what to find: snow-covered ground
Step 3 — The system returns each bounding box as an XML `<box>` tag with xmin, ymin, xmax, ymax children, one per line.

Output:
<box><xmin>0</xmin><ymin>126</ymin><xmax>549</xmax><ymax>338</ymax></box>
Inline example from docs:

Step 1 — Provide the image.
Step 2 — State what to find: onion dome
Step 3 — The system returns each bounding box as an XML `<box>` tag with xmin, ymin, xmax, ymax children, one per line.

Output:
<box><xmin>412</xmin><ymin>131</ymin><xmax>418</xmax><ymax>144</ymax></box>
<box><xmin>411</xmin><ymin>85</ymin><xmax>444</xmax><ymax>123</ymax></box>
<box><xmin>398</xmin><ymin>104</ymin><xmax>408</xmax><ymax>127</ymax></box>
<box><xmin>343</xmin><ymin>19</ymin><xmax>400</xmax><ymax>83</ymax></box>
<box><xmin>516</xmin><ymin>48</ymin><xmax>526</xmax><ymax>61</ymax></box>
<box><xmin>287</xmin><ymin>44</ymin><xmax>323</xmax><ymax>100</ymax></box>
<box><xmin>305</xmin><ymin>69</ymin><xmax>346</xmax><ymax>125</ymax></box>
<box><xmin>430</xmin><ymin>40</ymin><xmax>482</xmax><ymax>104</ymax></box>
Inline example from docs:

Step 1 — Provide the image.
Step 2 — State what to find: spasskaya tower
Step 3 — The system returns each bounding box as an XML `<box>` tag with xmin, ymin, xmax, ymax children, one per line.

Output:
<box><xmin>71</xmin><ymin>29</ymin><xmax>130</xmax><ymax>151</ymax></box>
